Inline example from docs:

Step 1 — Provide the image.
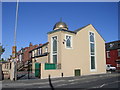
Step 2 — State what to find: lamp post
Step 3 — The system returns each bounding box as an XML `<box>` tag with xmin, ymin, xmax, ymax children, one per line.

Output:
<box><xmin>10</xmin><ymin>0</ymin><xmax>19</xmax><ymax>81</ymax></box>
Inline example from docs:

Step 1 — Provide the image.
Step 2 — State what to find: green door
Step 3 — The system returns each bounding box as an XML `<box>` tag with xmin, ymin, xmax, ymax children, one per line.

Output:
<box><xmin>35</xmin><ymin>63</ymin><xmax>41</xmax><ymax>77</ymax></box>
<box><xmin>75</xmin><ymin>69</ymin><xmax>81</xmax><ymax>76</ymax></box>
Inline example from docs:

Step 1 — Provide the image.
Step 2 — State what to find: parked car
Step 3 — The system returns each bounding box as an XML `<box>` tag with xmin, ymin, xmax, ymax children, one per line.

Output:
<box><xmin>106</xmin><ymin>64</ymin><xmax>116</xmax><ymax>71</ymax></box>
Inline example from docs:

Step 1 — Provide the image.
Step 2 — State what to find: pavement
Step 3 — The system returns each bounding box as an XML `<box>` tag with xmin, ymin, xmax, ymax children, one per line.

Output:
<box><xmin>2</xmin><ymin>72</ymin><xmax>120</xmax><ymax>89</ymax></box>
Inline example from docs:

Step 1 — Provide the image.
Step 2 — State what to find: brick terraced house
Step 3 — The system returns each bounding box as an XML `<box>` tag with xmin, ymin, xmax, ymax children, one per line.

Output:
<box><xmin>106</xmin><ymin>40</ymin><xmax>120</xmax><ymax>70</ymax></box>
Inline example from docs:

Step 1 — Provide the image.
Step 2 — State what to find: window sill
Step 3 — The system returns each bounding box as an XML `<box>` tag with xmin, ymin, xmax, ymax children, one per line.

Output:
<box><xmin>66</xmin><ymin>47</ymin><xmax>72</xmax><ymax>49</ymax></box>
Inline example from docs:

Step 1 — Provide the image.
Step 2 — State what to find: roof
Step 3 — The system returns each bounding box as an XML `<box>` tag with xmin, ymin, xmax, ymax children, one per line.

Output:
<box><xmin>29</xmin><ymin>42</ymin><xmax>49</xmax><ymax>52</ymax></box>
<box><xmin>74</xmin><ymin>24</ymin><xmax>91</xmax><ymax>32</ymax></box>
<box><xmin>48</xmin><ymin>24</ymin><xmax>92</xmax><ymax>35</ymax></box>
<box><xmin>53</xmin><ymin>21</ymin><xmax>68</xmax><ymax>30</ymax></box>
<box><xmin>32</xmin><ymin>52</ymin><xmax>49</xmax><ymax>58</ymax></box>
<box><xmin>47</xmin><ymin>29</ymin><xmax>76</xmax><ymax>34</ymax></box>
<box><xmin>105</xmin><ymin>40</ymin><xmax>120</xmax><ymax>51</ymax></box>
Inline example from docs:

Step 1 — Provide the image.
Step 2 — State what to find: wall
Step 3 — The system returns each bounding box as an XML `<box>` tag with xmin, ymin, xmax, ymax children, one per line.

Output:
<box><xmin>48</xmin><ymin>31</ymin><xmax>62</xmax><ymax>64</ymax></box>
<box><xmin>74</xmin><ymin>25</ymin><xmax>106</xmax><ymax>75</ymax></box>
<box><xmin>2</xmin><ymin>62</ymin><xmax>11</xmax><ymax>79</ymax></box>
<box><xmin>36</xmin><ymin>56</ymin><xmax>48</xmax><ymax>63</ymax></box>
<box><xmin>32</xmin><ymin>58</ymin><xmax>35</xmax><ymax>73</ymax></box>
<box><xmin>41</xmin><ymin>63</ymin><xmax>61</xmax><ymax>79</ymax></box>
<box><xmin>106</xmin><ymin>49</ymin><xmax>120</xmax><ymax>70</ymax></box>
<box><xmin>41</xmin><ymin>24</ymin><xmax>106</xmax><ymax>78</ymax></box>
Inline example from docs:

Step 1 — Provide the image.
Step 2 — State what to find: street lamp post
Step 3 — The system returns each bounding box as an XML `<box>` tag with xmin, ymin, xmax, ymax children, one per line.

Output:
<box><xmin>10</xmin><ymin>0</ymin><xmax>19</xmax><ymax>81</ymax></box>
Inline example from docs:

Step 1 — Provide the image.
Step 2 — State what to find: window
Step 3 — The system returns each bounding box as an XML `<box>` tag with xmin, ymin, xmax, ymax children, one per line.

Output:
<box><xmin>116</xmin><ymin>61</ymin><xmax>120</xmax><ymax>67</ymax></box>
<box><xmin>90</xmin><ymin>43</ymin><xmax>95</xmax><ymax>55</ymax></box>
<box><xmin>32</xmin><ymin>51</ymin><xmax>34</xmax><ymax>57</ymax></box>
<box><xmin>52</xmin><ymin>36</ymin><xmax>57</xmax><ymax>64</ymax></box>
<box><xmin>91</xmin><ymin>56</ymin><xmax>95</xmax><ymax>69</ymax></box>
<box><xmin>37</xmin><ymin>49</ymin><xmax>40</xmax><ymax>55</ymax></box>
<box><xmin>37</xmin><ymin>48</ymin><xmax>42</xmax><ymax>55</ymax></box>
<box><xmin>107</xmin><ymin>51</ymin><xmax>110</xmax><ymax>58</ymax></box>
<box><xmin>35</xmin><ymin>50</ymin><xmax>37</xmax><ymax>56</ymax></box>
<box><xmin>90</xmin><ymin>32</ymin><xmax>94</xmax><ymax>42</ymax></box>
<box><xmin>45</xmin><ymin>47</ymin><xmax>48</xmax><ymax>53</ymax></box>
<box><xmin>89</xmin><ymin>32</ymin><xmax>96</xmax><ymax>70</ymax></box>
<box><xmin>109</xmin><ymin>43</ymin><xmax>114</xmax><ymax>48</ymax></box>
<box><xmin>40</xmin><ymin>48</ymin><xmax>42</xmax><ymax>55</ymax></box>
<box><xmin>66</xmin><ymin>35</ymin><xmax>72</xmax><ymax>48</ymax></box>
<box><xmin>118</xmin><ymin>49</ymin><xmax>120</xmax><ymax>57</ymax></box>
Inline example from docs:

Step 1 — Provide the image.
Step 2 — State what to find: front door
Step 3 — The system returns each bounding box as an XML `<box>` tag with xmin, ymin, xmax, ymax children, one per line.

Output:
<box><xmin>35</xmin><ymin>63</ymin><xmax>41</xmax><ymax>78</ymax></box>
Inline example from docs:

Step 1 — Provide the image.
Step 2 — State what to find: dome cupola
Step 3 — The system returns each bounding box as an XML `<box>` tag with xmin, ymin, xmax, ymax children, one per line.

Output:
<box><xmin>53</xmin><ymin>18</ymin><xmax>68</xmax><ymax>30</ymax></box>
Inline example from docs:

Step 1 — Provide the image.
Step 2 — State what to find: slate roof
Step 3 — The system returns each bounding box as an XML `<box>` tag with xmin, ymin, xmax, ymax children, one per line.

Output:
<box><xmin>47</xmin><ymin>24</ymin><xmax>91</xmax><ymax>35</ymax></box>
<box><xmin>105</xmin><ymin>40</ymin><xmax>120</xmax><ymax>51</ymax></box>
<box><xmin>47</xmin><ymin>29</ymin><xmax>76</xmax><ymax>34</ymax></box>
<box><xmin>29</xmin><ymin>42</ymin><xmax>49</xmax><ymax>52</ymax></box>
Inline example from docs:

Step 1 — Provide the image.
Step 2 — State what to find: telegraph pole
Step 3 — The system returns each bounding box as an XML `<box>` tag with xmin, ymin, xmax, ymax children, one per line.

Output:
<box><xmin>12</xmin><ymin>0</ymin><xmax>19</xmax><ymax>59</ymax></box>
<box><xmin>10</xmin><ymin>0</ymin><xmax>19</xmax><ymax>81</ymax></box>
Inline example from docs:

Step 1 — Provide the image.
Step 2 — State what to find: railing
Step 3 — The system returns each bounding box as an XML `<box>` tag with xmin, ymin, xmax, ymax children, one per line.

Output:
<box><xmin>45</xmin><ymin>63</ymin><xmax>57</xmax><ymax>70</ymax></box>
<box><xmin>45</xmin><ymin>63</ymin><xmax>61</xmax><ymax>70</ymax></box>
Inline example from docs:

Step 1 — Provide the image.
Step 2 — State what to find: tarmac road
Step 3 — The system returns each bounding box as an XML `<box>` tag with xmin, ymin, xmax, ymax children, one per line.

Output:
<box><xmin>2</xmin><ymin>72</ymin><xmax>120</xmax><ymax>89</ymax></box>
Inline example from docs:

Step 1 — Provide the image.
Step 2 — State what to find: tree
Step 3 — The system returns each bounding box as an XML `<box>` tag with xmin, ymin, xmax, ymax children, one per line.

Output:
<box><xmin>0</xmin><ymin>43</ymin><xmax>5</xmax><ymax>60</ymax></box>
<box><xmin>0</xmin><ymin>58</ymin><xmax>6</xmax><ymax>62</ymax></box>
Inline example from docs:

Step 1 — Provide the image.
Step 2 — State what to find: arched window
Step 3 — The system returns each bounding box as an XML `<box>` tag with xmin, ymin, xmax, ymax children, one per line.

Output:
<box><xmin>52</xmin><ymin>36</ymin><xmax>57</xmax><ymax>64</ymax></box>
<box><xmin>89</xmin><ymin>32</ymin><xmax>96</xmax><ymax>70</ymax></box>
<box><xmin>66</xmin><ymin>39</ymin><xmax>71</xmax><ymax>47</ymax></box>
<box><xmin>90</xmin><ymin>32</ymin><xmax>94</xmax><ymax>42</ymax></box>
<box><xmin>53</xmin><ymin>38</ymin><xmax>57</xmax><ymax>52</ymax></box>
<box><xmin>66</xmin><ymin>35</ymin><xmax>72</xmax><ymax>48</ymax></box>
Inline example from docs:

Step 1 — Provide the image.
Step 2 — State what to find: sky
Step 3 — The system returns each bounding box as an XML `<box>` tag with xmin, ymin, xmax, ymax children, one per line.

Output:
<box><xmin>2</xmin><ymin>2</ymin><xmax>118</xmax><ymax>59</ymax></box>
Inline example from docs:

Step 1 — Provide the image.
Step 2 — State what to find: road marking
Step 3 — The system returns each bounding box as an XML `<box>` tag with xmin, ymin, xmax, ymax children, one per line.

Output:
<box><xmin>70</xmin><ymin>82</ymin><xmax>78</xmax><ymax>85</ymax></box>
<box><xmin>56</xmin><ymin>84</ymin><xmax>68</xmax><ymax>87</ymax></box>
<box><xmin>38</xmin><ymin>86</ymin><xmax>50</xmax><ymax>88</ymax></box>
<box><xmin>99</xmin><ymin>81</ymin><xmax>120</xmax><ymax>88</ymax></box>
<box><xmin>91</xmin><ymin>80</ymin><xmax>120</xmax><ymax>89</ymax></box>
<box><xmin>52</xmin><ymin>80</ymin><xmax>65</xmax><ymax>83</ymax></box>
<box><xmin>68</xmin><ymin>80</ymin><xmax>74</xmax><ymax>82</ymax></box>
<box><xmin>99</xmin><ymin>84</ymin><xmax>106</xmax><ymax>88</ymax></box>
<box><xmin>25</xmin><ymin>82</ymin><xmax>49</xmax><ymax>85</ymax></box>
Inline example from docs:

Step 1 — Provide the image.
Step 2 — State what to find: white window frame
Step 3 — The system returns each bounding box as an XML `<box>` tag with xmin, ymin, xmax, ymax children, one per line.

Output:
<box><xmin>45</xmin><ymin>46</ymin><xmax>48</xmax><ymax>53</ymax></box>
<box><xmin>65</xmin><ymin>34</ymin><xmax>73</xmax><ymax>49</ymax></box>
<box><xmin>40</xmin><ymin>48</ymin><xmax>42</xmax><ymax>55</ymax></box>
<box><xmin>37</xmin><ymin>48</ymin><xmax>40</xmax><ymax>56</ymax></box>
<box><xmin>89</xmin><ymin>31</ymin><xmax>97</xmax><ymax>72</ymax></box>
<box><xmin>118</xmin><ymin>49</ymin><xmax>120</xmax><ymax>57</ymax></box>
<box><xmin>51</xmin><ymin>35</ymin><xmax>58</xmax><ymax>64</ymax></box>
<box><xmin>32</xmin><ymin>51</ymin><xmax>34</xmax><ymax>57</ymax></box>
<box><xmin>107</xmin><ymin>51</ymin><xmax>110</xmax><ymax>58</ymax></box>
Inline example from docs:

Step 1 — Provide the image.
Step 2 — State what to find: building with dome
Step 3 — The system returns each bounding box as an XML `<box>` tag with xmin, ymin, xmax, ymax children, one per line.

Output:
<box><xmin>30</xmin><ymin>20</ymin><xmax>106</xmax><ymax>79</ymax></box>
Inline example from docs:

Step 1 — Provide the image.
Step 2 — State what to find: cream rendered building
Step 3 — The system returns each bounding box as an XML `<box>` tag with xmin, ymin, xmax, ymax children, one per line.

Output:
<box><xmin>30</xmin><ymin>21</ymin><xmax>106</xmax><ymax>79</ymax></box>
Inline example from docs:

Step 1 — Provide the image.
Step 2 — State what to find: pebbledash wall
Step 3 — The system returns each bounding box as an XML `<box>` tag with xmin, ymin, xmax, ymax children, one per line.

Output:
<box><xmin>31</xmin><ymin>22</ymin><xmax>106</xmax><ymax>79</ymax></box>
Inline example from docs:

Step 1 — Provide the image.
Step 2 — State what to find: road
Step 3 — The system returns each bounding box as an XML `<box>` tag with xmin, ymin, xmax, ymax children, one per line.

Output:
<box><xmin>2</xmin><ymin>73</ymin><xmax>120</xmax><ymax>89</ymax></box>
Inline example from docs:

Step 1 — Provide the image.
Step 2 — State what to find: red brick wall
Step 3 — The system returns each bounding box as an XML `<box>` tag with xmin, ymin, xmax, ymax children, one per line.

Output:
<box><xmin>23</xmin><ymin>45</ymin><xmax>38</xmax><ymax>63</ymax></box>
<box><xmin>106</xmin><ymin>49</ymin><xmax>120</xmax><ymax>70</ymax></box>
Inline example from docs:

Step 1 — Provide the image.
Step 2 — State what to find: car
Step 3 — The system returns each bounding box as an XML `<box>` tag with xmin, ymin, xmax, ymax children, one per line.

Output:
<box><xmin>106</xmin><ymin>64</ymin><xmax>116</xmax><ymax>71</ymax></box>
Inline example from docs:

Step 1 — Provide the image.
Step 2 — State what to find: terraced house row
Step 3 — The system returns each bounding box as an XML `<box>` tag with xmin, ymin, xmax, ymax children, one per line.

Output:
<box><xmin>29</xmin><ymin>20</ymin><xmax>106</xmax><ymax>79</ymax></box>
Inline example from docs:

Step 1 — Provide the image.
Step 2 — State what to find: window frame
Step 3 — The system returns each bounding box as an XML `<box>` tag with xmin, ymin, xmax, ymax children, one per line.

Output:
<box><xmin>107</xmin><ymin>51</ymin><xmax>110</xmax><ymax>58</ymax></box>
<box><xmin>65</xmin><ymin>34</ymin><xmax>73</xmax><ymax>49</ymax></box>
<box><xmin>51</xmin><ymin>35</ymin><xmax>58</xmax><ymax>64</ymax></box>
<box><xmin>89</xmin><ymin>31</ymin><xmax>97</xmax><ymax>71</ymax></box>
<box><xmin>45</xmin><ymin>46</ymin><xmax>48</xmax><ymax>53</ymax></box>
<box><xmin>118</xmin><ymin>49</ymin><xmax>120</xmax><ymax>57</ymax></box>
